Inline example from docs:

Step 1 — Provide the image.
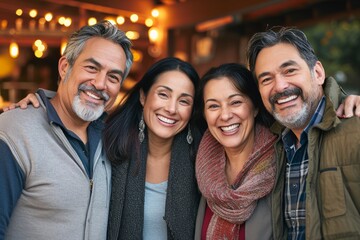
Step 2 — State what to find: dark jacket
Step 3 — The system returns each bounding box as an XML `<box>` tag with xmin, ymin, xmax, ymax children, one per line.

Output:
<box><xmin>271</xmin><ymin>78</ymin><xmax>360</xmax><ymax>240</ymax></box>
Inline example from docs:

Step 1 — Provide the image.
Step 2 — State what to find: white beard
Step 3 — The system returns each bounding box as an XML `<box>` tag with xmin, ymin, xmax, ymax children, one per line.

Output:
<box><xmin>72</xmin><ymin>95</ymin><xmax>105</xmax><ymax>121</ymax></box>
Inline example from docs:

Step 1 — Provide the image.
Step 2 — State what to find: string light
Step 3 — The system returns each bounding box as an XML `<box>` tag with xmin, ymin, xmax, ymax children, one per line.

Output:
<box><xmin>9</xmin><ymin>41</ymin><xmax>19</xmax><ymax>58</ymax></box>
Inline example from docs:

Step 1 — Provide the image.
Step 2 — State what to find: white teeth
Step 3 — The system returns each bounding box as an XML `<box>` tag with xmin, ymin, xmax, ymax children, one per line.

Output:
<box><xmin>221</xmin><ymin>124</ymin><xmax>239</xmax><ymax>132</ymax></box>
<box><xmin>277</xmin><ymin>95</ymin><xmax>297</xmax><ymax>104</ymax></box>
<box><xmin>85</xmin><ymin>91</ymin><xmax>101</xmax><ymax>100</ymax></box>
<box><xmin>158</xmin><ymin>115</ymin><xmax>176</xmax><ymax>124</ymax></box>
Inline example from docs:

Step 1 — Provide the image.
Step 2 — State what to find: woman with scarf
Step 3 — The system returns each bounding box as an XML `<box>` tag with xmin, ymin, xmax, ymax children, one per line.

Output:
<box><xmin>194</xmin><ymin>63</ymin><xmax>276</xmax><ymax>240</ymax></box>
<box><xmin>104</xmin><ymin>57</ymin><xmax>201</xmax><ymax>240</ymax></box>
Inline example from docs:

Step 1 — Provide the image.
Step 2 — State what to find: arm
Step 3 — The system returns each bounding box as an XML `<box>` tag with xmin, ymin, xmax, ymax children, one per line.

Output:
<box><xmin>0</xmin><ymin>140</ymin><xmax>25</xmax><ymax>238</ymax></box>
<box><xmin>323</xmin><ymin>77</ymin><xmax>360</xmax><ymax>118</ymax></box>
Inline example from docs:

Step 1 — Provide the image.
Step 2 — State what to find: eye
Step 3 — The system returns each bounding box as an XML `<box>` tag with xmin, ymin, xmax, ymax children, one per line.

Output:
<box><xmin>158</xmin><ymin>92</ymin><xmax>168</xmax><ymax>99</ymax></box>
<box><xmin>179</xmin><ymin>98</ymin><xmax>192</xmax><ymax>106</ymax></box>
<box><xmin>108</xmin><ymin>74</ymin><xmax>121</xmax><ymax>83</ymax></box>
<box><xmin>260</xmin><ymin>77</ymin><xmax>272</xmax><ymax>85</ymax></box>
<box><xmin>284</xmin><ymin>68</ymin><xmax>297</xmax><ymax>75</ymax></box>
<box><xmin>206</xmin><ymin>103</ymin><xmax>219</xmax><ymax>109</ymax></box>
<box><xmin>85</xmin><ymin>65</ymin><xmax>98</xmax><ymax>72</ymax></box>
<box><xmin>231</xmin><ymin>100</ymin><xmax>243</xmax><ymax>106</ymax></box>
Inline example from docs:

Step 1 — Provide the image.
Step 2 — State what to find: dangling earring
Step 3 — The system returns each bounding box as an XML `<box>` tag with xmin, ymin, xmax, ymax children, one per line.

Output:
<box><xmin>186</xmin><ymin>125</ymin><xmax>193</xmax><ymax>144</ymax></box>
<box><xmin>138</xmin><ymin>113</ymin><xmax>145</xmax><ymax>143</ymax></box>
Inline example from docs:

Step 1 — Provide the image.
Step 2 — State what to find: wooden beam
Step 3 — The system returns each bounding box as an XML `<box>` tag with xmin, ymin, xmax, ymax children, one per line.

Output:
<box><xmin>156</xmin><ymin>0</ymin><xmax>284</xmax><ymax>29</ymax></box>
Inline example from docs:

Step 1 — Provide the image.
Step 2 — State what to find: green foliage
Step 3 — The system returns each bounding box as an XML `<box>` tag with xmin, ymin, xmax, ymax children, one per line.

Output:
<box><xmin>303</xmin><ymin>19</ymin><xmax>360</xmax><ymax>94</ymax></box>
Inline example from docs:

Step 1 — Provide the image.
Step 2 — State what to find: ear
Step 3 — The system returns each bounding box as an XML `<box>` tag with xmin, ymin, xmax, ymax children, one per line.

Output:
<box><xmin>313</xmin><ymin>61</ymin><xmax>326</xmax><ymax>85</ymax></box>
<box><xmin>58</xmin><ymin>56</ymin><xmax>69</xmax><ymax>82</ymax></box>
<box><xmin>139</xmin><ymin>88</ymin><xmax>145</xmax><ymax>107</ymax></box>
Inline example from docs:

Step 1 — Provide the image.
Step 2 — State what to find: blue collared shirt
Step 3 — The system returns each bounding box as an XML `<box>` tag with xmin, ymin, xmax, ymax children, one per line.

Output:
<box><xmin>282</xmin><ymin>96</ymin><xmax>325</xmax><ymax>240</ymax></box>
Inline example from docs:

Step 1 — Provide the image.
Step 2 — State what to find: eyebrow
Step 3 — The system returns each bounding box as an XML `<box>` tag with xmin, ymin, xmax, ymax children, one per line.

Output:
<box><xmin>257</xmin><ymin>60</ymin><xmax>299</xmax><ymax>79</ymax></box>
<box><xmin>205</xmin><ymin>93</ymin><xmax>243</xmax><ymax>104</ymax></box>
<box><xmin>158</xmin><ymin>85</ymin><xmax>194</xmax><ymax>98</ymax></box>
<box><xmin>84</xmin><ymin>57</ymin><xmax>125</xmax><ymax>78</ymax></box>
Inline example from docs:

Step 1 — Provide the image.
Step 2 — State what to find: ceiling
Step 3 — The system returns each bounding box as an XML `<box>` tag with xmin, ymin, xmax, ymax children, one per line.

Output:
<box><xmin>1</xmin><ymin>0</ymin><xmax>359</xmax><ymax>48</ymax></box>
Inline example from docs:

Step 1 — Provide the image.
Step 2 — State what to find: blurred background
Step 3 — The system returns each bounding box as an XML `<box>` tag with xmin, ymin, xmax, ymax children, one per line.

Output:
<box><xmin>0</xmin><ymin>0</ymin><xmax>359</xmax><ymax>109</ymax></box>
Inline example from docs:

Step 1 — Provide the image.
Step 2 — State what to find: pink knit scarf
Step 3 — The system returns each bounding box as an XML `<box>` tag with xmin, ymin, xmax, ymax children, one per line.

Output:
<box><xmin>196</xmin><ymin>124</ymin><xmax>277</xmax><ymax>239</ymax></box>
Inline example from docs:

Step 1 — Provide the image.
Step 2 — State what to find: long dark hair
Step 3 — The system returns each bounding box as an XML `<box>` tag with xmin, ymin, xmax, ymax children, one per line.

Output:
<box><xmin>103</xmin><ymin>57</ymin><xmax>200</xmax><ymax>164</ymax></box>
<box><xmin>195</xmin><ymin>63</ymin><xmax>274</xmax><ymax>133</ymax></box>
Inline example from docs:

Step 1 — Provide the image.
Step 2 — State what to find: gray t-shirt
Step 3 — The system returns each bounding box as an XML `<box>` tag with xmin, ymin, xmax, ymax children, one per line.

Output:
<box><xmin>143</xmin><ymin>181</ymin><xmax>168</xmax><ymax>240</ymax></box>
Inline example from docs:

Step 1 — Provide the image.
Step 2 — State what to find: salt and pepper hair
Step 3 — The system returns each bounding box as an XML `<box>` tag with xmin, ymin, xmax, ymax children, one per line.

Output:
<box><xmin>247</xmin><ymin>27</ymin><xmax>318</xmax><ymax>79</ymax></box>
<box><xmin>62</xmin><ymin>20</ymin><xmax>133</xmax><ymax>84</ymax></box>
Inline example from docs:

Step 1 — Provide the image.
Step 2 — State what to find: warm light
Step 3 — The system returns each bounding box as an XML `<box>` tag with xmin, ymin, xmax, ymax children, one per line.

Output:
<box><xmin>88</xmin><ymin>17</ymin><xmax>97</xmax><ymax>26</ymax></box>
<box><xmin>9</xmin><ymin>42</ymin><xmax>19</xmax><ymax>58</ymax></box>
<box><xmin>15</xmin><ymin>18</ymin><xmax>22</xmax><ymax>30</ymax></box>
<box><xmin>39</xmin><ymin>18</ymin><xmax>46</xmax><ymax>30</ymax></box>
<box><xmin>104</xmin><ymin>17</ymin><xmax>116</xmax><ymax>25</ymax></box>
<box><xmin>130</xmin><ymin>14</ymin><xmax>138</xmax><ymax>23</ymax></box>
<box><xmin>16</xmin><ymin>9</ymin><xmax>23</xmax><ymax>16</ymax></box>
<box><xmin>145</xmin><ymin>18</ymin><xmax>153</xmax><ymax>27</ymax></box>
<box><xmin>148</xmin><ymin>27</ymin><xmax>159</xmax><ymax>42</ymax></box>
<box><xmin>58</xmin><ymin>16</ymin><xmax>66</xmax><ymax>25</ymax></box>
<box><xmin>126</xmin><ymin>31</ymin><xmax>140</xmax><ymax>40</ymax></box>
<box><xmin>151</xmin><ymin>9</ymin><xmax>159</xmax><ymax>18</ymax></box>
<box><xmin>45</xmin><ymin>13</ymin><xmax>53</xmax><ymax>22</ymax></box>
<box><xmin>132</xmin><ymin>49</ymin><xmax>143</xmax><ymax>62</ymax></box>
<box><xmin>116</xmin><ymin>16</ymin><xmax>125</xmax><ymax>25</ymax></box>
<box><xmin>34</xmin><ymin>39</ymin><xmax>42</xmax><ymax>47</ymax></box>
<box><xmin>34</xmin><ymin>50</ymin><xmax>43</xmax><ymax>58</ymax></box>
<box><xmin>64</xmin><ymin>18</ymin><xmax>72</xmax><ymax>27</ymax></box>
<box><xmin>60</xmin><ymin>40</ymin><xmax>67</xmax><ymax>55</ymax></box>
<box><xmin>29</xmin><ymin>9</ymin><xmax>37</xmax><ymax>18</ymax></box>
<box><xmin>1</xmin><ymin>20</ymin><xmax>7</xmax><ymax>30</ymax></box>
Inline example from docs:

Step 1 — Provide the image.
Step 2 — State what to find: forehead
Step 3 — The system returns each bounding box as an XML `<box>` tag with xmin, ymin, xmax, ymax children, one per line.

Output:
<box><xmin>76</xmin><ymin>37</ymin><xmax>126</xmax><ymax>69</ymax></box>
<box><xmin>204</xmin><ymin>77</ymin><xmax>243</xmax><ymax>97</ymax></box>
<box><xmin>255</xmin><ymin>43</ymin><xmax>303</xmax><ymax>72</ymax></box>
<box><xmin>152</xmin><ymin>70</ymin><xmax>195</xmax><ymax>93</ymax></box>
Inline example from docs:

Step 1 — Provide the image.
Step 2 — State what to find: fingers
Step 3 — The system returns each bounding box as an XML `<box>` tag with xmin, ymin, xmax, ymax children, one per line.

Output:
<box><xmin>340</xmin><ymin>95</ymin><xmax>360</xmax><ymax>118</ymax></box>
<box><xmin>2</xmin><ymin>93</ymin><xmax>40</xmax><ymax>112</ymax></box>
<box><xmin>336</xmin><ymin>103</ymin><xmax>345</xmax><ymax>118</ymax></box>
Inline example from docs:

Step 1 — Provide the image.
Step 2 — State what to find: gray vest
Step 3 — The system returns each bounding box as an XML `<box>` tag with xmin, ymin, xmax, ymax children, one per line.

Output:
<box><xmin>0</xmin><ymin>101</ymin><xmax>111</xmax><ymax>240</ymax></box>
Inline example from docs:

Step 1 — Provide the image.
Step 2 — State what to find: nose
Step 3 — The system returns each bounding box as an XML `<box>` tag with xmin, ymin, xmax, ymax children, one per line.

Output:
<box><xmin>164</xmin><ymin>99</ymin><xmax>177</xmax><ymax>114</ymax></box>
<box><xmin>220</xmin><ymin>106</ymin><xmax>233</xmax><ymax>121</ymax></box>
<box><xmin>273</xmin><ymin>75</ymin><xmax>289</xmax><ymax>92</ymax></box>
<box><xmin>91</xmin><ymin>74</ymin><xmax>107</xmax><ymax>90</ymax></box>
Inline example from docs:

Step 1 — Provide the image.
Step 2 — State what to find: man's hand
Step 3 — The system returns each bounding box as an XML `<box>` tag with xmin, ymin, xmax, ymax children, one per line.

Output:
<box><xmin>2</xmin><ymin>93</ymin><xmax>40</xmax><ymax>112</ymax></box>
<box><xmin>336</xmin><ymin>94</ymin><xmax>360</xmax><ymax>118</ymax></box>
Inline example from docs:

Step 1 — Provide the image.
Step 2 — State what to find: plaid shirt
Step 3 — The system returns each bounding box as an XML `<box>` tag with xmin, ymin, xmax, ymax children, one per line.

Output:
<box><xmin>282</xmin><ymin>96</ymin><xmax>325</xmax><ymax>240</ymax></box>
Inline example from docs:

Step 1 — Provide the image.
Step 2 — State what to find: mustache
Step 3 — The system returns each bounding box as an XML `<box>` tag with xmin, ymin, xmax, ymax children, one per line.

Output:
<box><xmin>270</xmin><ymin>88</ymin><xmax>302</xmax><ymax>105</ymax></box>
<box><xmin>78</xmin><ymin>84</ymin><xmax>110</xmax><ymax>101</ymax></box>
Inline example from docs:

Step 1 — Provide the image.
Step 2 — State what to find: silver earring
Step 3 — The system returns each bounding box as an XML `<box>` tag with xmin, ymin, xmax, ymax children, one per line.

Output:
<box><xmin>138</xmin><ymin>113</ymin><xmax>145</xmax><ymax>143</ymax></box>
<box><xmin>186</xmin><ymin>125</ymin><xmax>193</xmax><ymax>144</ymax></box>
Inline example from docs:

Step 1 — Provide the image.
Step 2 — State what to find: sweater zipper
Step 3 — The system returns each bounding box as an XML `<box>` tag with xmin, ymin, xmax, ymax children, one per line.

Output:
<box><xmin>90</xmin><ymin>179</ymin><xmax>94</xmax><ymax>194</ymax></box>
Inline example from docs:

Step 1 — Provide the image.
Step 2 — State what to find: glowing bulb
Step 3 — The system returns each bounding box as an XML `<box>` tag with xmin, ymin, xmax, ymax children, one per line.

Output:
<box><xmin>145</xmin><ymin>18</ymin><xmax>153</xmax><ymax>27</ymax></box>
<box><xmin>16</xmin><ymin>9</ymin><xmax>23</xmax><ymax>16</ymax></box>
<box><xmin>45</xmin><ymin>13</ymin><xmax>53</xmax><ymax>22</ymax></box>
<box><xmin>116</xmin><ymin>16</ymin><xmax>125</xmax><ymax>25</ymax></box>
<box><xmin>130</xmin><ymin>14</ymin><xmax>138</xmax><ymax>23</ymax></box>
<box><xmin>88</xmin><ymin>17</ymin><xmax>97</xmax><ymax>26</ymax></box>
<box><xmin>29</xmin><ymin>9</ymin><xmax>37</xmax><ymax>18</ymax></box>
<box><xmin>148</xmin><ymin>27</ymin><xmax>159</xmax><ymax>43</ymax></box>
<box><xmin>9</xmin><ymin>42</ymin><xmax>19</xmax><ymax>58</ymax></box>
<box><xmin>151</xmin><ymin>9</ymin><xmax>159</xmax><ymax>18</ymax></box>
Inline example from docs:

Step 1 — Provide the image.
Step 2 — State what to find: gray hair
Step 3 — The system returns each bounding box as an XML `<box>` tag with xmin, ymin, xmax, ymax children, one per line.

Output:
<box><xmin>247</xmin><ymin>27</ymin><xmax>318</xmax><ymax>80</ymax></box>
<box><xmin>63</xmin><ymin>20</ymin><xmax>133</xmax><ymax>84</ymax></box>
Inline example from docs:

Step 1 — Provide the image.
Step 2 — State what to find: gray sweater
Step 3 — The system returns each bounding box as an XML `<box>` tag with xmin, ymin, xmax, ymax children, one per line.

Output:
<box><xmin>0</xmin><ymin>94</ymin><xmax>111</xmax><ymax>240</ymax></box>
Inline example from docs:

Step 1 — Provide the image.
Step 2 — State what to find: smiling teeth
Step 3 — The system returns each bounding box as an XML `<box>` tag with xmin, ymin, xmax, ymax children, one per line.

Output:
<box><xmin>86</xmin><ymin>91</ymin><xmax>101</xmax><ymax>100</ymax></box>
<box><xmin>158</xmin><ymin>115</ymin><xmax>176</xmax><ymax>124</ymax></box>
<box><xmin>277</xmin><ymin>95</ymin><xmax>297</xmax><ymax>104</ymax></box>
<box><xmin>221</xmin><ymin>124</ymin><xmax>239</xmax><ymax>132</ymax></box>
